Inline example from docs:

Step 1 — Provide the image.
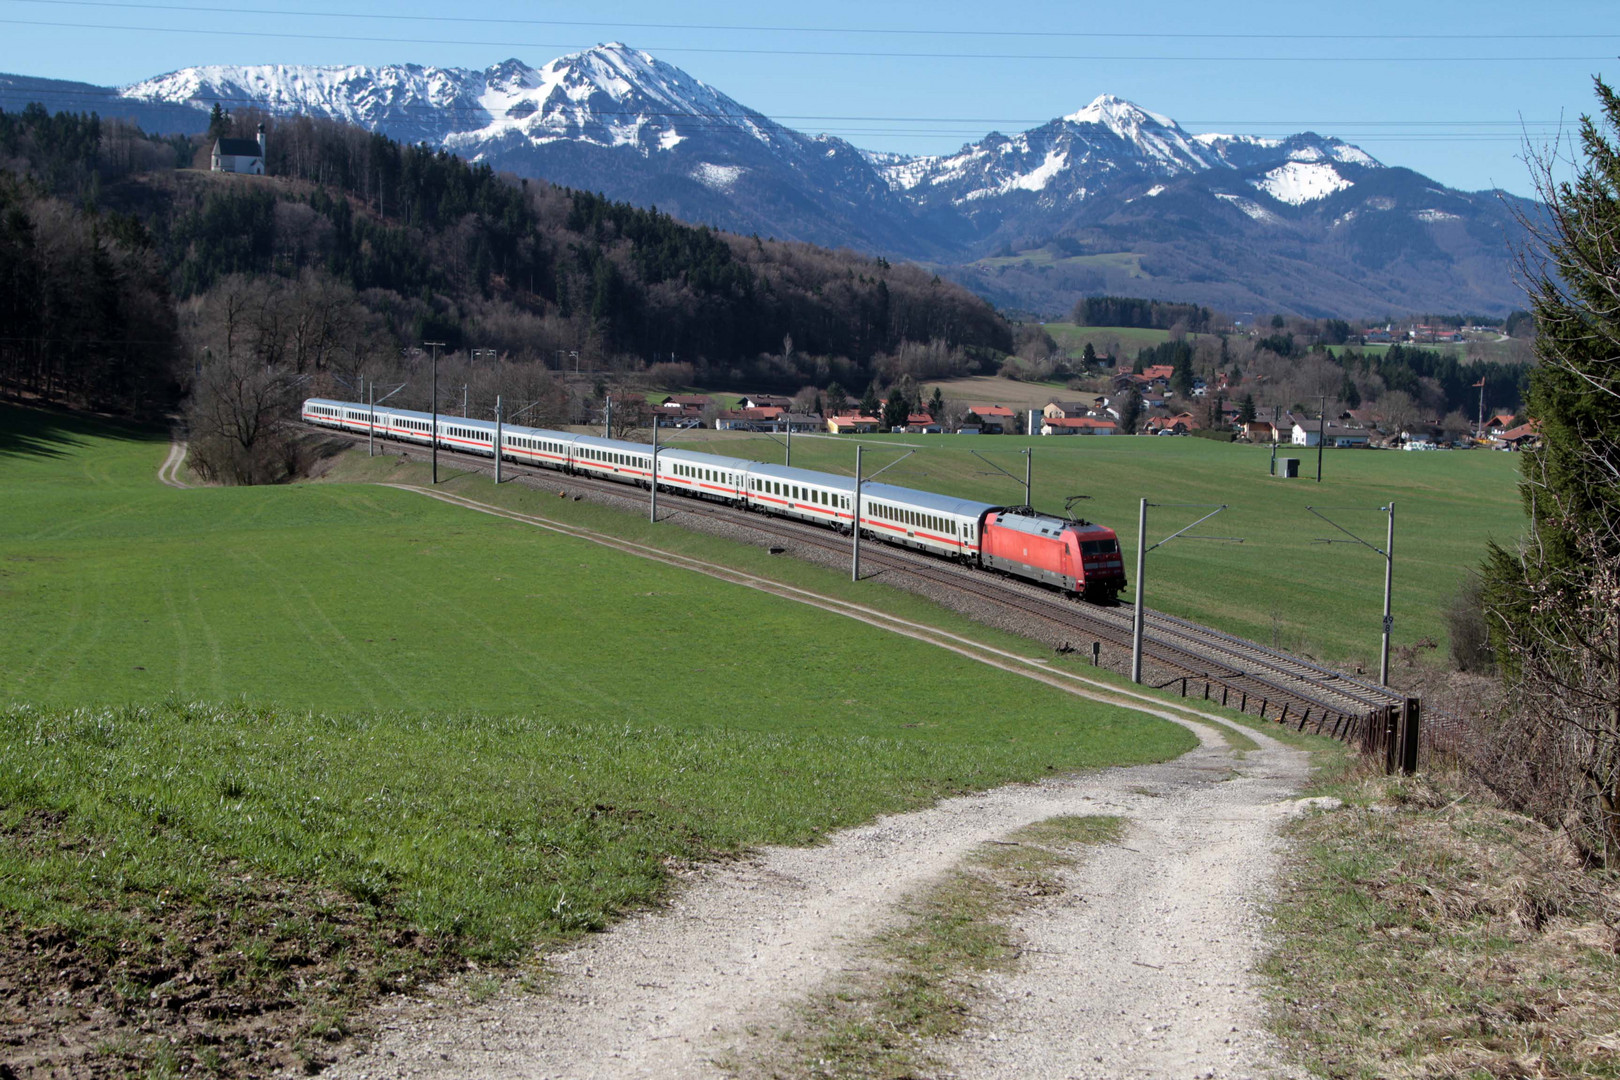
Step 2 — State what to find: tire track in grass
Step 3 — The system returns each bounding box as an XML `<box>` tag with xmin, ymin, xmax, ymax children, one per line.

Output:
<box><xmin>160</xmin><ymin>572</ymin><xmax>191</xmax><ymax>692</ymax></box>
<box><xmin>183</xmin><ymin>566</ymin><xmax>226</xmax><ymax>701</ymax></box>
<box><xmin>6</xmin><ymin>563</ymin><xmax>88</xmax><ymax>698</ymax></box>
<box><xmin>229</xmin><ymin>547</ymin><xmax>385</xmax><ymax>711</ymax></box>
<box><xmin>294</xmin><ymin>511</ymin><xmax>643</xmax><ymax>718</ymax></box>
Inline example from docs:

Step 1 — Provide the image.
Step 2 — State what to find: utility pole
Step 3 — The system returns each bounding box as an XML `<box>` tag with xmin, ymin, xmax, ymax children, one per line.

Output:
<box><xmin>1270</xmin><ymin>405</ymin><xmax>1280</xmax><ymax>476</ymax></box>
<box><xmin>1025</xmin><ymin>448</ymin><xmax>1032</xmax><ymax>509</ymax></box>
<box><xmin>497</xmin><ymin>397</ymin><xmax>547</xmax><ymax>484</ymax></box>
<box><xmin>852</xmin><ymin>444</ymin><xmax>862</xmax><ymax>582</ymax></box>
<box><xmin>1474</xmin><ymin>376</ymin><xmax>1487</xmax><ymax>441</ymax></box>
<box><xmin>1316</xmin><ymin>394</ymin><xmax>1326</xmax><ymax>483</ymax></box>
<box><xmin>1307</xmin><ymin>502</ymin><xmax>1396</xmax><ymax>686</ymax></box>
<box><xmin>1382</xmin><ymin>502</ymin><xmax>1395</xmax><ymax>686</ymax></box>
<box><xmin>424</xmin><ymin>340</ymin><xmax>444</xmax><ymax>483</ymax></box>
<box><xmin>1132</xmin><ymin>498</ymin><xmax>1147</xmax><ymax>683</ymax></box>
<box><xmin>852</xmin><ymin>444</ymin><xmax>915</xmax><ymax>581</ymax></box>
<box><xmin>603</xmin><ymin>395</ymin><xmax>612</xmax><ymax>438</ymax></box>
<box><xmin>785</xmin><ymin>415</ymin><xmax>792</xmax><ymax>467</ymax></box>
<box><xmin>1130</xmin><ymin>501</ymin><xmax>1237</xmax><ymax>683</ymax></box>
<box><xmin>650</xmin><ymin>416</ymin><xmax>660</xmax><ymax>523</ymax></box>
<box><xmin>462</xmin><ymin>384</ymin><xmax>468</xmax><ymax>418</ymax></box>
<box><xmin>367</xmin><ymin>379</ymin><xmax>406</xmax><ymax>458</ymax></box>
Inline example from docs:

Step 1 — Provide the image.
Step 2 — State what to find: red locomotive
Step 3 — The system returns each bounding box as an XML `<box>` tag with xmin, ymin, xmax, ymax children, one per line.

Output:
<box><xmin>978</xmin><ymin>508</ymin><xmax>1127</xmax><ymax>603</ymax></box>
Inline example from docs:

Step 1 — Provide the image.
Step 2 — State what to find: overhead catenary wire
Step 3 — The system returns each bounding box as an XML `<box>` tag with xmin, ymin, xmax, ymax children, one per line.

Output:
<box><xmin>0</xmin><ymin>85</ymin><xmax>1569</xmax><ymax>148</ymax></box>
<box><xmin>0</xmin><ymin>16</ymin><xmax>1612</xmax><ymax>63</ymax></box>
<box><xmin>7</xmin><ymin>0</ymin><xmax>1619</xmax><ymax>42</ymax></box>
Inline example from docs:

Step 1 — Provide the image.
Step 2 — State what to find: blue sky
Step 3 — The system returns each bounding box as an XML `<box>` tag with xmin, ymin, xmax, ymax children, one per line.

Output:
<box><xmin>1</xmin><ymin>0</ymin><xmax>1614</xmax><ymax>197</ymax></box>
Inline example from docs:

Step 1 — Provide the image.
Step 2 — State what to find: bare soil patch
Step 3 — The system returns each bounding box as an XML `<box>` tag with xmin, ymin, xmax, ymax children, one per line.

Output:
<box><xmin>0</xmin><ymin>811</ymin><xmax>440</xmax><ymax>1079</ymax></box>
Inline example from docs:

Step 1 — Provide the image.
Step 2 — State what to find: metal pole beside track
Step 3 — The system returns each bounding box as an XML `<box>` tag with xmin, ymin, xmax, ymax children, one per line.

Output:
<box><xmin>1131</xmin><ymin>497</ymin><xmax>1146</xmax><ymax>683</ymax></box>
<box><xmin>495</xmin><ymin>394</ymin><xmax>502</xmax><ymax>485</ymax></box>
<box><xmin>1381</xmin><ymin>501</ymin><xmax>1395</xmax><ymax>687</ymax></box>
<box><xmin>785</xmin><ymin>417</ymin><xmax>791</xmax><ymax>467</ymax></box>
<box><xmin>1024</xmin><ymin>448</ymin><xmax>1032</xmax><ymax>508</ymax></box>
<box><xmin>1317</xmin><ymin>393</ymin><xmax>1326</xmax><ymax>483</ymax></box>
<box><xmin>852</xmin><ymin>443</ymin><xmax>863</xmax><ymax>582</ymax></box>
<box><xmin>368</xmin><ymin>380</ymin><xmax>375</xmax><ymax>458</ymax></box>
<box><xmin>428</xmin><ymin>344</ymin><xmax>440</xmax><ymax>483</ymax></box>
<box><xmin>650</xmin><ymin>418</ymin><xmax>659</xmax><ymax>524</ymax></box>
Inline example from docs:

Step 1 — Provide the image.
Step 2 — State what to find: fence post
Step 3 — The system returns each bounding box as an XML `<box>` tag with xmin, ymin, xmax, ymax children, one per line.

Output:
<box><xmin>1383</xmin><ymin>707</ymin><xmax>1401</xmax><ymax>774</ymax></box>
<box><xmin>1399</xmin><ymin>697</ymin><xmax>1421</xmax><ymax>775</ymax></box>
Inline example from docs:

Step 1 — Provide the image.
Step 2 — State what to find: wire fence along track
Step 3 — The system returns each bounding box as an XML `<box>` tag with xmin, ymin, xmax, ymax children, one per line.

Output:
<box><xmin>311</xmin><ymin>425</ymin><xmax>1442</xmax><ymax>753</ymax></box>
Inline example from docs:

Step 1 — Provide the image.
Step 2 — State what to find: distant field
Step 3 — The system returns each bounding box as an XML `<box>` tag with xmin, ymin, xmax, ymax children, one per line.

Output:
<box><xmin>924</xmin><ymin>375</ymin><xmax>1085</xmax><ymax>410</ymax></box>
<box><xmin>684</xmin><ymin>428</ymin><xmax>1527</xmax><ymax>667</ymax></box>
<box><xmin>969</xmin><ymin>250</ymin><xmax>1149</xmax><ymax>277</ymax></box>
<box><xmin>1326</xmin><ymin>338</ymin><xmax>1527</xmax><ymax>364</ymax></box>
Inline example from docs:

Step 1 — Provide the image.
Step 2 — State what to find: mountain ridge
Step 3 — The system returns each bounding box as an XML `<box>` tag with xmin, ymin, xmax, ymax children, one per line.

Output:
<box><xmin>3</xmin><ymin>45</ymin><xmax>1533</xmax><ymax>317</ymax></box>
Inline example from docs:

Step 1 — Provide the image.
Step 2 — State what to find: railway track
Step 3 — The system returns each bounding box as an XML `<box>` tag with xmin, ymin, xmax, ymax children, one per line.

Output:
<box><xmin>311</xmin><ymin>426</ymin><xmax>1407</xmax><ymax>732</ymax></box>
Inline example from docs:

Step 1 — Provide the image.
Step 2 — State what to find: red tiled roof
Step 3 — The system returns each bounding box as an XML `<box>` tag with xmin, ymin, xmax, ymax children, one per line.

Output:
<box><xmin>966</xmin><ymin>404</ymin><xmax>1016</xmax><ymax>417</ymax></box>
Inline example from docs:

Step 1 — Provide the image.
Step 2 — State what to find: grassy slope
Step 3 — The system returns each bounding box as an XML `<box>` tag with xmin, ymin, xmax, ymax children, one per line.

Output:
<box><xmin>0</xmin><ymin>401</ymin><xmax>1194</xmax><ymax>942</ymax></box>
<box><xmin>670</xmin><ymin>428</ymin><xmax>1525</xmax><ymax>666</ymax></box>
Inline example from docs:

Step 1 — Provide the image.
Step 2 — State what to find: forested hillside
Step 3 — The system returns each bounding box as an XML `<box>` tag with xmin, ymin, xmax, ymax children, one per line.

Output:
<box><xmin>0</xmin><ymin>105</ymin><xmax>1012</xmax><ymax>414</ymax></box>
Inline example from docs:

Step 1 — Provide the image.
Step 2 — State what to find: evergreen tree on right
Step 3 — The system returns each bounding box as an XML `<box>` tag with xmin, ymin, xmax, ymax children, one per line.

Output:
<box><xmin>1479</xmin><ymin>78</ymin><xmax>1620</xmax><ymax>862</ymax></box>
<box><xmin>1483</xmin><ymin>78</ymin><xmax>1620</xmax><ymax>640</ymax></box>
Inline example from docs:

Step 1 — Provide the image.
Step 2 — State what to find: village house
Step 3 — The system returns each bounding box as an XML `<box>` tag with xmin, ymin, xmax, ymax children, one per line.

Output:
<box><xmin>1042</xmin><ymin>399</ymin><xmax>1093</xmax><ymax>422</ymax></box>
<box><xmin>1291</xmin><ymin>419</ymin><xmax>1371</xmax><ymax>448</ymax></box>
<box><xmin>1145</xmin><ymin>412</ymin><xmax>1197</xmax><ymax>435</ymax></box>
<box><xmin>737</xmin><ymin>394</ymin><xmax>794</xmax><ymax>410</ymax></box>
<box><xmin>904</xmin><ymin>413</ymin><xmax>941</xmax><ymax>434</ymax></box>
<box><xmin>965</xmin><ymin>404</ymin><xmax>1016</xmax><ymax>434</ymax></box>
<box><xmin>1491</xmin><ymin>420</ymin><xmax>1541</xmax><ymax>450</ymax></box>
<box><xmin>1241</xmin><ymin>420</ymin><xmax>1279</xmax><ymax>443</ymax></box>
<box><xmin>827</xmin><ymin>414</ymin><xmax>880</xmax><ymax>434</ymax></box>
<box><xmin>713</xmin><ymin>406</ymin><xmax>782</xmax><ymax>430</ymax></box>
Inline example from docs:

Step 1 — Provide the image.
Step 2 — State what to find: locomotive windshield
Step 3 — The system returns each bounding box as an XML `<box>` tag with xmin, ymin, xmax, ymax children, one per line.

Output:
<box><xmin>1080</xmin><ymin>539</ymin><xmax>1120</xmax><ymax>556</ymax></box>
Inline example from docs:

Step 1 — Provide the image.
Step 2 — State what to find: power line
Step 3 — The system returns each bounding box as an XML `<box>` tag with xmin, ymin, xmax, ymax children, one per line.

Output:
<box><xmin>0</xmin><ymin>85</ymin><xmax>1575</xmax><ymax>141</ymax></box>
<box><xmin>0</xmin><ymin>17</ymin><xmax>1612</xmax><ymax>62</ymax></box>
<box><xmin>7</xmin><ymin>0</ymin><xmax>1617</xmax><ymax>42</ymax></box>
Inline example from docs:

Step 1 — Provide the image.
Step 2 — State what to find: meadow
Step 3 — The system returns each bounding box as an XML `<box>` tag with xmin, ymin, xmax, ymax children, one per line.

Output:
<box><xmin>673</xmin><ymin>426</ymin><xmax>1527</xmax><ymax>666</ymax></box>
<box><xmin>0</xmin><ymin>403</ymin><xmax>1196</xmax><ymax>1071</ymax></box>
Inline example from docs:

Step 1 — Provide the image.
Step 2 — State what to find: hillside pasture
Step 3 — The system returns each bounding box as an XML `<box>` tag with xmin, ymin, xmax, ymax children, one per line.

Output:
<box><xmin>680</xmin><ymin>428</ymin><xmax>1525</xmax><ymax>667</ymax></box>
<box><xmin>0</xmin><ymin>403</ymin><xmax>1198</xmax><ymax>1074</ymax></box>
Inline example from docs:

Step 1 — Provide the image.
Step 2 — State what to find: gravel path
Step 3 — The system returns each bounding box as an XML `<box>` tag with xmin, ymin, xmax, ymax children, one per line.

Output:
<box><xmin>321</xmin><ymin>706</ymin><xmax>1309</xmax><ymax>1080</ymax></box>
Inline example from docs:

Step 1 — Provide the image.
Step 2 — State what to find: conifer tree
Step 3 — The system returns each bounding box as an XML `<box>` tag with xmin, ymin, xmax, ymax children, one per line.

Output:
<box><xmin>1479</xmin><ymin>78</ymin><xmax>1620</xmax><ymax>861</ymax></box>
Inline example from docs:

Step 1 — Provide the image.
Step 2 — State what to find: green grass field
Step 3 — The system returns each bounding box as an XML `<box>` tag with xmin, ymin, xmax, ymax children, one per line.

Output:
<box><xmin>0</xmin><ymin>403</ymin><xmax>1197</xmax><ymax>1073</ymax></box>
<box><xmin>672</xmin><ymin>427</ymin><xmax>1527</xmax><ymax>666</ymax></box>
<box><xmin>968</xmin><ymin>251</ymin><xmax>1149</xmax><ymax>276</ymax></box>
<box><xmin>1041</xmin><ymin>322</ymin><xmax>1201</xmax><ymax>354</ymax></box>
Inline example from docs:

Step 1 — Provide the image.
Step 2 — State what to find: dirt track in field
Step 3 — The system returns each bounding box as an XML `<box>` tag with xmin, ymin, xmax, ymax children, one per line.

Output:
<box><xmin>306</xmin><ymin>511</ymin><xmax>1311</xmax><ymax>1080</ymax></box>
<box><xmin>157</xmin><ymin>436</ymin><xmax>189</xmax><ymax>488</ymax></box>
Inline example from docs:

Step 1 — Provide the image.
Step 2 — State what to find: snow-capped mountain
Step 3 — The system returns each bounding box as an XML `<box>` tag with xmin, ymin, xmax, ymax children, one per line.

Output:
<box><xmin>880</xmin><ymin>93</ymin><xmax>1381</xmax><ymax>224</ymax></box>
<box><xmin>100</xmin><ymin>45</ymin><xmax>1529</xmax><ymax>315</ymax></box>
